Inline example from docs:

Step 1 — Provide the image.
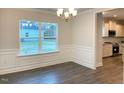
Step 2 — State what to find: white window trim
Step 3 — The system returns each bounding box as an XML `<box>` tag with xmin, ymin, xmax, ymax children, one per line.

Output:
<box><xmin>18</xmin><ymin>50</ymin><xmax>60</xmax><ymax>57</ymax></box>
<box><xmin>18</xmin><ymin>20</ymin><xmax>59</xmax><ymax>56</ymax></box>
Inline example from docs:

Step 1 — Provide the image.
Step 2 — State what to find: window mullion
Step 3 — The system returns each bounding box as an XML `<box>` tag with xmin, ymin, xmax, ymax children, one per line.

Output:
<box><xmin>38</xmin><ymin>22</ymin><xmax>42</xmax><ymax>53</ymax></box>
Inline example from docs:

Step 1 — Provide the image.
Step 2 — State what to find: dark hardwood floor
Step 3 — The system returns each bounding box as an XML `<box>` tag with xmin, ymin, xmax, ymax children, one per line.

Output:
<box><xmin>0</xmin><ymin>55</ymin><xmax>123</xmax><ymax>84</ymax></box>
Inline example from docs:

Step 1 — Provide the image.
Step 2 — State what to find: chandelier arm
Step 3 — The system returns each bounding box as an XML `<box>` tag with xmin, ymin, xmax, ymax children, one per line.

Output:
<box><xmin>57</xmin><ymin>8</ymin><xmax>77</xmax><ymax>21</ymax></box>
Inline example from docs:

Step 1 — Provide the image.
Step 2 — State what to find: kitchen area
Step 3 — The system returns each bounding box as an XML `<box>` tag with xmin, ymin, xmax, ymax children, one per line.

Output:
<box><xmin>102</xmin><ymin>9</ymin><xmax>124</xmax><ymax>62</ymax></box>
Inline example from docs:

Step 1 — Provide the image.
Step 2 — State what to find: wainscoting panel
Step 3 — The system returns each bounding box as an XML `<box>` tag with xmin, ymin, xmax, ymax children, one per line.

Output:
<box><xmin>0</xmin><ymin>45</ymin><xmax>96</xmax><ymax>75</ymax></box>
<box><xmin>71</xmin><ymin>45</ymin><xmax>96</xmax><ymax>69</ymax></box>
<box><xmin>0</xmin><ymin>45</ymin><xmax>72</xmax><ymax>75</ymax></box>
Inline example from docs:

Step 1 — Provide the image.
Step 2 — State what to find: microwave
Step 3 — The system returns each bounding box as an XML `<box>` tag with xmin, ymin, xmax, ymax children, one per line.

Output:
<box><xmin>108</xmin><ymin>30</ymin><xmax>116</xmax><ymax>37</ymax></box>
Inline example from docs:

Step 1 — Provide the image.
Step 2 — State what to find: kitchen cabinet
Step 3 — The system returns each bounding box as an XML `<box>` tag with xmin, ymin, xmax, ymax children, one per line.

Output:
<box><xmin>119</xmin><ymin>43</ymin><xmax>124</xmax><ymax>54</ymax></box>
<box><xmin>102</xmin><ymin>20</ymin><xmax>116</xmax><ymax>37</ymax></box>
<box><xmin>109</xmin><ymin>20</ymin><xmax>116</xmax><ymax>30</ymax></box>
<box><xmin>121</xmin><ymin>45</ymin><xmax>124</xmax><ymax>62</ymax></box>
<box><xmin>116</xmin><ymin>24</ymin><xmax>124</xmax><ymax>37</ymax></box>
<box><xmin>102</xmin><ymin>20</ymin><xmax>124</xmax><ymax>37</ymax></box>
<box><xmin>102</xmin><ymin>23</ymin><xmax>109</xmax><ymax>37</ymax></box>
<box><xmin>103</xmin><ymin>43</ymin><xmax>112</xmax><ymax>57</ymax></box>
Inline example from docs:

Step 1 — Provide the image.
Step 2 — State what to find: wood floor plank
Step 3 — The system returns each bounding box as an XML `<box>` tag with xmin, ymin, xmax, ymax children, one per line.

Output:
<box><xmin>0</xmin><ymin>55</ymin><xmax>123</xmax><ymax>84</ymax></box>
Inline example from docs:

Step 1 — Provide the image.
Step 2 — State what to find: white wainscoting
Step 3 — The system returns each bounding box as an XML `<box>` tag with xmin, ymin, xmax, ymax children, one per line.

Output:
<box><xmin>0</xmin><ymin>45</ymin><xmax>72</xmax><ymax>75</ymax></box>
<box><xmin>71</xmin><ymin>45</ymin><xmax>96</xmax><ymax>69</ymax></box>
<box><xmin>0</xmin><ymin>45</ymin><xmax>96</xmax><ymax>75</ymax></box>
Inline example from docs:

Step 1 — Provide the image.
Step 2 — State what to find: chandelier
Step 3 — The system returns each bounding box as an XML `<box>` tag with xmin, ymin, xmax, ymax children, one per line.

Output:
<box><xmin>57</xmin><ymin>8</ymin><xmax>77</xmax><ymax>21</ymax></box>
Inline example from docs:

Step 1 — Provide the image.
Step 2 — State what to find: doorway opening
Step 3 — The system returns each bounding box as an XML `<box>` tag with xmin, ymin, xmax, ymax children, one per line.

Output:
<box><xmin>96</xmin><ymin>8</ymin><xmax>124</xmax><ymax>83</ymax></box>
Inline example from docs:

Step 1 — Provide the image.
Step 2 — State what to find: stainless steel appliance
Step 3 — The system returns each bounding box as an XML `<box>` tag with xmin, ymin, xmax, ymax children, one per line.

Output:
<box><xmin>112</xmin><ymin>43</ymin><xmax>119</xmax><ymax>56</ymax></box>
<box><xmin>109</xmin><ymin>30</ymin><xmax>116</xmax><ymax>37</ymax></box>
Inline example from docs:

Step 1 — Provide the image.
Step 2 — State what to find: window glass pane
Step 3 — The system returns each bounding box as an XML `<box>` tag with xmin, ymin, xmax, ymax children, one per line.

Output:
<box><xmin>41</xmin><ymin>22</ymin><xmax>57</xmax><ymax>52</ymax></box>
<box><xmin>20</xmin><ymin>20</ymin><xmax>39</xmax><ymax>55</ymax></box>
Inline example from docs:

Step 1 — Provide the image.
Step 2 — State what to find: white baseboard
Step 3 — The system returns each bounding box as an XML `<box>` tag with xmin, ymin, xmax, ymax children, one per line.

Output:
<box><xmin>72</xmin><ymin>58</ymin><xmax>96</xmax><ymax>69</ymax></box>
<box><xmin>0</xmin><ymin>58</ymin><xmax>69</xmax><ymax>75</ymax></box>
<box><xmin>96</xmin><ymin>62</ymin><xmax>103</xmax><ymax>67</ymax></box>
<box><xmin>71</xmin><ymin>45</ymin><xmax>96</xmax><ymax>69</ymax></box>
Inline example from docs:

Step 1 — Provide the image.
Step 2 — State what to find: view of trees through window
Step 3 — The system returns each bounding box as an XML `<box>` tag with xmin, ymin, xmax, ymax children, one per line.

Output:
<box><xmin>20</xmin><ymin>20</ymin><xmax>57</xmax><ymax>55</ymax></box>
<box><xmin>41</xmin><ymin>22</ymin><xmax>57</xmax><ymax>52</ymax></box>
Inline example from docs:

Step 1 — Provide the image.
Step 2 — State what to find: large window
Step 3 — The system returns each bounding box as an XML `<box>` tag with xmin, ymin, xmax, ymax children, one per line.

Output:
<box><xmin>19</xmin><ymin>20</ymin><xmax>58</xmax><ymax>56</ymax></box>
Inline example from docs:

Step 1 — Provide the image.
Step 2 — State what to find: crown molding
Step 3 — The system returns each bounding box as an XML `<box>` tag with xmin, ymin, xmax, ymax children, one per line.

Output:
<box><xmin>16</xmin><ymin>8</ymin><xmax>57</xmax><ymax>15</ymax></box>
<box><xmin>78</xmin><ymin>8</ymin><xmax>116</xmax><ymax>15</ymax></box>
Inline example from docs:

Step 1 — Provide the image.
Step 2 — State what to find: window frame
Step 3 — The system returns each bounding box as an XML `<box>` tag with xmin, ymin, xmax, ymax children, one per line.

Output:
<box><xmin>18</xmin><ymin>20</ymin><xmax>59</xmax><ymax>56</ymax></box>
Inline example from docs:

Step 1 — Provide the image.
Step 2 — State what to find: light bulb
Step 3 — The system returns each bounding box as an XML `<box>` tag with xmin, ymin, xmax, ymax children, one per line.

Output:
<box><xmin>64</xmin><ymin>12</ymin><xmax>69</xmax><ymax>18</ymax></box>
<box><xmin>69</xmin><ymin>8</ymin><xmax>74</xmax><ymax>14</ymax></box>
<box><xmin>102</xmin><ymin>12</ymin><xmax>105</xmax><ymax>15</ymax></box>
<box><xmin>72</xmin><ymin>10</ymin><xmax>77</xmax><ymax>17</ymax></box>
<box><xmin>57</xmin><ymin>11</ymin><xmax>61</xmax><ymax>16</ymax></box>
<box><xmin>57</xmin><ymin>8</ymin><xmax>63</xmax><ymax>16</ymax></box>
<box><xmin>113</xmin><ymin>15</ymin><xmax>117</xmax><ymax>17</ymax></box>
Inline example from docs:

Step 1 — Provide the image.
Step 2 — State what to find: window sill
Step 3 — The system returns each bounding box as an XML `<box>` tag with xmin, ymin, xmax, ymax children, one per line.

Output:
<box><xmin>17</xmin><ymin>50</ymin><xmax>60</xmax><ymax>57</ymax></box>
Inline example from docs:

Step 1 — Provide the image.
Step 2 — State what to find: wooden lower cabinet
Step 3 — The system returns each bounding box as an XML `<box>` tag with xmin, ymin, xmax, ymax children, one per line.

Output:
<box><xmin>103</xmin><ymin>44</ymin><xmax>113</xmax><ymax>57</ymax></box>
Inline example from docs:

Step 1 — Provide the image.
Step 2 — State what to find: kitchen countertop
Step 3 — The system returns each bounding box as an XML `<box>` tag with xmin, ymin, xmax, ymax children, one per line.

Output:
<box><xmin>119</xmin><ymin>43</ymin><xmax>124</xmax><ymax>47</ymax></box>
<box><xmin>121</xmin><ymin>45</ymin><xmax>124</xmax><ymax>48</ymax></box>
<box><xmin>103</xmin><ymin>42</ymin><xmax>113</xmax><ymax>45</ymax></box>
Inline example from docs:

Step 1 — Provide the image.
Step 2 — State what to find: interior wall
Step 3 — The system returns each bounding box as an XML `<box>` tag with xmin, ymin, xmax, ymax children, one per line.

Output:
<box><xmin>0</xmin><ymin>9</ymin><xmax>72</xmax><ymax>49</ymax></box>
<box><xmin>96</xmin><ymin>13</ymin><xmax>103</xmax><ymax>67</ymax></box>
<box><xmin>72</xmin><ymin>10</ymin><xmax>96</xmax><ymax>69</ymax></box>
<box><xmin>71</xmin><ymin>8</ymin><xmax>113</xmax><ymax>69</ymax></box>
<box><xmin>0</xmin><ymin>8</ymin><xmax>73</xmax><ymax>75</ymax></box>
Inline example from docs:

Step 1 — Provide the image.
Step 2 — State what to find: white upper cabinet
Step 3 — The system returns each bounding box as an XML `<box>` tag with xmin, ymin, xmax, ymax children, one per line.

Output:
<box><xmin>116</xmin><ymin>24</ymin><xmax>124</xmax><ymax>37</ymax></box>
<box><xmin>102</xmin><ymin>19</ymin><xmax>124</xmax><ymax>37</ymax></box>
<box><xmin>102</xmin><ymin>23</ymin><xmax>109</xmax><ymax>37</ymax></box>
<box><xmin>109</xmin><ymin>20</ymin><xmax>116</xmax><ymax>30</ymax></box>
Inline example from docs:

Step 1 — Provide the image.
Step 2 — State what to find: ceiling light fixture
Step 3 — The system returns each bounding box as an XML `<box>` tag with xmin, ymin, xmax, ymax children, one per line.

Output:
<box><xmin>113</xmin><ymin>15</ymin><xmax>117</xmax><ymax>17</ymax></box>
<box><xmin>102</xmin><ymin>12</ymin><xmax>105</xmax><ymax>15</ymax></box>
<box><xmin>57</xmin><ymin>8</ymin><xmax>77</xmax><ymax>22</ymax></box>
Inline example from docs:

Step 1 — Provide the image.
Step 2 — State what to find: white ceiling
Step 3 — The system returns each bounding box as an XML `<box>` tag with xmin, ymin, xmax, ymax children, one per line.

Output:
<box><xmin>103</xmin><ymin>8</ymin><xmax>124</xmax><ymax>20</ymax></box>
<box><xmin>35</xmin><ymin>8</ymin><xmax>92</xmax><ymax>14</ymax></box>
